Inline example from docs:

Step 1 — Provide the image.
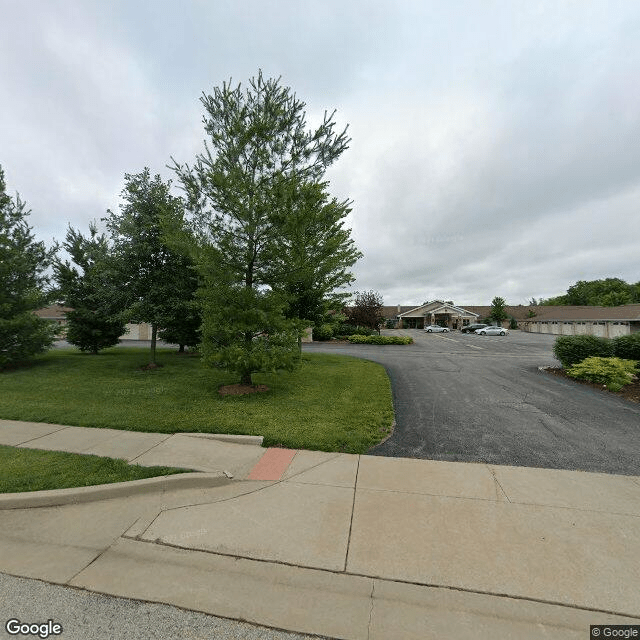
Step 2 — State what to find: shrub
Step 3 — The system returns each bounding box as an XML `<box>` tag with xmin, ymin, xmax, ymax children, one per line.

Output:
<box><xmin>566</xmin><ymin>357</ymin><xmax>637</xmax><ymax>392</ymax></box>
<box><xmin>553</xmin><ymin>335</ymin><xmax>614</xmax><ymax>368</ymax></box>
<box><xmin>312</xmin><ymin>323</ymin><xmax>334</xmax><ymax>341</ymax></box>
<box><xmin>334</xmin><ymin>323</ymin><xmax>374</xmax><ymax>338</ymax></box>
<box><xmin>347</xmin><ymin>335</ymin><xmax>413</xmax><ymax>345</ymax></box>
<box><xmin>613</xmin><ymin>333</ymin><xmax>640</xmax><ymax>361</ymax></box>
<box><xmin>509</xmin><ymin>316</ymin><xmax>518</xmax><ymax>329</ymax></box>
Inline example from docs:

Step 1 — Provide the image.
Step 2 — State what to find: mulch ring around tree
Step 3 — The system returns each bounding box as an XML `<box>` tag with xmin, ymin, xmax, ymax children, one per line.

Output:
<box><xmin>218</xmin><ymin>383</ymin><xmax>270</xmax><ymax>396</ymax></box>
<box><xmin>140</xmin><ymin>363</ymin><xmax>164</xmax><ymax>371</ymax></box>
<box><xmin>544</xmin><ymin>367</ymin><xmax>640</xmax><ymax>403</ymax></box>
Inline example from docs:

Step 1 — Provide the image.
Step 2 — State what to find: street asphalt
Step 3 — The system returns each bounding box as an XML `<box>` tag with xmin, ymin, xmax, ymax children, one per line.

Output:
<box><xmin>0</xmin><ymin>573</ymin><xmax>326</xmax><ymax>640</ymax></box>
<box><xmin>305</xmin><ymin>329</ymin><xmax>640</xmax><ymax>476</ymax></box>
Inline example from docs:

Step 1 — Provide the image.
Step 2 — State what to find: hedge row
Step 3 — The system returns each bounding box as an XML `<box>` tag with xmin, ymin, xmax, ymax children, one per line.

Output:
<box><xmin>553</xmin><ymin>333</ymin><xmax>640</xmax><ymax>368</ymax></box>
<box><xmin>347</xmin><ymin>335</ymin><xmax>413</xmax><ymax>345</ymax></box>
<box><xmin>312</xmin><ymin>323</ymin><xmax>376</xmax><ymax>341</ymax></box>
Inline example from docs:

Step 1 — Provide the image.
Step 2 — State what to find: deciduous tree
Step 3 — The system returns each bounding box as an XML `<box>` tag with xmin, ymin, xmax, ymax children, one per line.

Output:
<box><xmin>489</xmin><ymin>296</ymin><xmax>508</xmax><ymax>324</ymax></box>
<box><xmin>269</xmin><ymin>180</ymin><xmax>361</xmax><ymax>342</ymax></box>
<box><xmin>171</xmin><ymin>71</ymin><xmax>352</xmax><ymax>385</ymax></box>
<box><xmin>104</xmin><ymin>169</ymin><xmax>197</xmax><ymax>364</ymax></box>
<box><xmin>347</xmin><ymin>291</ymin><xmax>385</xmax><ymax>333</ymax></box>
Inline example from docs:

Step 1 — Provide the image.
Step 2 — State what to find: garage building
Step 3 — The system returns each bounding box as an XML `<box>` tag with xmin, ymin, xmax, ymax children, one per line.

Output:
<box><xmin>520</xmin><ymin>304</ymin><xmax>640</xmax><ymax>337</ymax></box>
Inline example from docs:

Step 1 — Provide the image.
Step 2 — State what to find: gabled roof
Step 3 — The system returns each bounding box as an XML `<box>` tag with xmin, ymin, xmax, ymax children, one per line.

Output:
<box><xmin>397</xmin><ymin>301</ymin><xmax>478</xmax><ymax>318</ymax></box>
<box><xmin>381</xmin><ymin>305</ymin><xmax>416</xmax><ymax>319</ymax></box>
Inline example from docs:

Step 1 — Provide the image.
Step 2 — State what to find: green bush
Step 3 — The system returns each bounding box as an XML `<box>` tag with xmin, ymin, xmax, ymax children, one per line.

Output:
<box><xmin>334</xmin><ymin>323</ymin><xmax>374</xmax><ymax>338</ymax></box>
<box><xmin>613</xmin><ymin>333</ymin><xmax>640</xmax><ymax>361</ymax></box>
<box><xmin>553</xmin><ymin>335</ymin><xmax>614</xmax><ymax>368</ymax></box>
<box><xmin>347</xmin><ymin>335</ymin><xmax>413</xmax><ymax>345</ymax></box>
<box><xmin>509</xmin><ymin>316</ymin><xmax>518</xmax><ymax>329</ymax></box>
<box><xmin>65</xmin><ymin>308</ymin><xmax>126</xmax><ymax>354</ymax></box>
<box><xmin>312</xmin><ymin>323</ymin><xmax>334</xmax><ymax>341</ymax></box>
<box><xmin>566</xmin><ymin>357</ymin><xmax>637</xmax><ymax>392</ymax></box>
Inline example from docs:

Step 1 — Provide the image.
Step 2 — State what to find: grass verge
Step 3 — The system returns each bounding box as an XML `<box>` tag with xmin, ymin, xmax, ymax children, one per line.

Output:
<box><xmin>0</xmin><ymin>445</ymin><xmax>188</xmax><ymax>493</ymax></box>
<box><xmin>0</xmin><ymin>348</ymin><xmax>394</xmax><ymax>453</ymax></box>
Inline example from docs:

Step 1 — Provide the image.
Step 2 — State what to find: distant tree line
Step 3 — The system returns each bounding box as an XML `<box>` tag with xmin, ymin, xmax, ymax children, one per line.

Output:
<box><xmin>531</xmin><ymin>278</ymin><xmax>640</xmax><ymax>307</ymax></box>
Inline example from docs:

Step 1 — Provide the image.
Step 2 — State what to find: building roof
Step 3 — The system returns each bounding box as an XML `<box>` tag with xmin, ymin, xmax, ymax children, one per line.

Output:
<box><xmin>34</xmin><ymin>305</ymin><xmax>72</xmax><ymax>319</ymax></box>
<box><xmin>463</xmin><ymin>305</ymin><xmax>544</xmax><ymax>320</ymax></box>
<box><xmin>520</xmin><ymin>304</ymin><xmax>640</xmax><ymax>322</ymax></box>
<box><xmin>381</xmin><ymin>306</ymin><xmax>416</xmax><ymax>319</ymax></box>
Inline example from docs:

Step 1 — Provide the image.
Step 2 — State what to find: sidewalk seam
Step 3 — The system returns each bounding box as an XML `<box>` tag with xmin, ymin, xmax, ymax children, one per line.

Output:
<box><xmin>152</xmin><ymin>481</ymin><xmax>277</xmax><ymax>513</ymax></box>
<box><xmin>278</xmin><ymin>453</ymin><xmax>342</xmax><ymax>482</ymax></box>
<box><xmin>488</xmin><ymin>466</ymin><xmax>511</xmax><ymax>502</ymax></box>
<box><xmin>12</xmin><ymin>425</ymin><xmax>74</xmax><ymax>447</ymax></box>
<box><xmin>367</xmin><ymin>580</ymin><xmax>375</xmax><ymax>640</ymax></box>
<box><xmin>343</xmin><ymin>454</ymin><xmax>360</xmax><ymax>572</ymax></box>
<box><xmin>67</xmin><ymin>515</ymin><xmax>148</xmax><ymax>583</ymax></box>
<box><xmin>128</xmin><ymin>433</ymin><xmax>175</xmax><ymax>464</ymax></box>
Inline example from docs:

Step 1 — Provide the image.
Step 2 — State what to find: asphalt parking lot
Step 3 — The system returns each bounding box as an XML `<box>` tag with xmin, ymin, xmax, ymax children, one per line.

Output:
<box><xmin>305</xmin><ymin>329</ymin><xmax>640</xmax><ymax>476</ymax></box>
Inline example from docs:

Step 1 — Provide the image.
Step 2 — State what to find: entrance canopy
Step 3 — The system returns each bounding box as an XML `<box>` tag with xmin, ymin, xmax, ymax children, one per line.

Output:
<box><xmin>397</xmin><ymin>301</ymin><xmax>479</xmax><ymax>330</ymax></box>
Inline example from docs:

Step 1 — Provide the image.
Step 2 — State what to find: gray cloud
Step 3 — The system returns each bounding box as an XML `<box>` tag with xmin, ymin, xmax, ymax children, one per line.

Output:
<box><xmin>1</xmin><ymin>0</ymin><xmax>639</xmax><ymax>306</ymax></box>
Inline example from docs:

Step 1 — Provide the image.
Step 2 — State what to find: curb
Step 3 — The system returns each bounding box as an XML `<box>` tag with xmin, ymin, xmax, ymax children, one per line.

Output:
<box><xmin>0</xmin><ymin>472</ymin><xmax>232</xmax><ymax>510</ymax></box>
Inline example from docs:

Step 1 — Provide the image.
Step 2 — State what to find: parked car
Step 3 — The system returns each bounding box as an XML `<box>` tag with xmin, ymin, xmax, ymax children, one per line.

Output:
<box><xmin>424</xmin><ymin>325</ymin><xmax>449</xmax><ymax>332</ymax></box>
<box><xmin>475</xmin><ymin>326</ymin><xmax>509</xmax><ymax>336</ymax></box>
<box><xmin>460</xmin><ymin>323</ymin><xmax>487</xmax><ymax>334</ymax></box>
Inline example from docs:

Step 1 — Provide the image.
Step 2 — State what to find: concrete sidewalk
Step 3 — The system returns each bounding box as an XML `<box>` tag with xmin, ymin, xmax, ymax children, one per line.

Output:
<box><xmin>1</xmin><ymin>419</ymin><xmax>640</xmax><ymax>638</ymax></box>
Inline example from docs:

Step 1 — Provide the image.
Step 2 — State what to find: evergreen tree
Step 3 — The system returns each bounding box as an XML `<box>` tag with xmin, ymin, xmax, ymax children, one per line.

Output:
<box><xmin>54</xmin><ymin>223</ymin><xmax>126</xmax><ymax>354</ymax></box>
<box><xmin>0</xmin><ymin>166</ymin><xmax>57</xmax><ymax>368</ymax></box>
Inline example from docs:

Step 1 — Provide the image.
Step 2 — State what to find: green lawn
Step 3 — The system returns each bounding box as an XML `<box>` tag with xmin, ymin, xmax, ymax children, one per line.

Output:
<box><xmin>0</xmin><ymin>445</ymin><xmax>188</xmax><ymax>493</ymax></box>
<box><xmin>0</xmin><ymin>348</ymin><xmax>394</xmax><ymax>453</ymax></box>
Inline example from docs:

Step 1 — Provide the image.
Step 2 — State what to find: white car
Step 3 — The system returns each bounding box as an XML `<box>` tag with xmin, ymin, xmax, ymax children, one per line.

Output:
<box><xmin>424</xmin><ymin>325</ymin><xmax>449</xmax><ymax>333</ymax></box>
<box><xmin>475</xmin><ymin>326</ymin><xmax>508</xmax><ymax>336</ymax></box>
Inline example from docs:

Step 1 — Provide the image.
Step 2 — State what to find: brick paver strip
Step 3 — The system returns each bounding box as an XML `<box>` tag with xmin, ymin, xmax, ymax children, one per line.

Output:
<box><xmin>247</xmin><ymin>448</ymin><xmax>297</xmax><ymax>481</ymax></box>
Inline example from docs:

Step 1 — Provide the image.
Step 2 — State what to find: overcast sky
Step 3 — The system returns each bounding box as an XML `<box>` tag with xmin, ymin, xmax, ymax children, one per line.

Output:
<box><xmin>2</xmin><ymin>1</ymin><xmax>639</xmax><ymax>306</ymax></box>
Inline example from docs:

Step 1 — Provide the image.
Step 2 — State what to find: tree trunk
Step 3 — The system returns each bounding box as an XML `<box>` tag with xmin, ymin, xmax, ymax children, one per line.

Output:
<box><xmin>240</xmin><ymin>370</ymin><xmax>253</xmax><ymax>386</ymax></box>
<box><xmin>150</xmin><ymin>324</ymin><xmax>157</xmax><ymax>364</ymax></box>
<box><xmin>178</xmin><ymin>344</ymin><xmax>185</xmax><ymax>353</ymax></box>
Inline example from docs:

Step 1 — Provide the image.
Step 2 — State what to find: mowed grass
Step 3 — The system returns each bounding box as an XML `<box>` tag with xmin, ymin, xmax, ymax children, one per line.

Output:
<box><xmin>0</xmin><ymin>445</ymin><xmax>188</xmax><ymax>493</ymax></box>
<box><xmin>0</xmin><ymin>348</ymin><xmax>394</xmax><ymax>453</ymax></box>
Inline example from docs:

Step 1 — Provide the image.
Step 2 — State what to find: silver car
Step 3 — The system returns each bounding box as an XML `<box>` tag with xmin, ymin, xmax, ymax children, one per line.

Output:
<box><xmin>475</xmin><ymin>326</ymin><xmax>508</xmax><ymax>336</ymax></box>
<box><xmin>424</xmin><ymin>325</ymin><xmax>449</xmax><ymax>333</ymax></box>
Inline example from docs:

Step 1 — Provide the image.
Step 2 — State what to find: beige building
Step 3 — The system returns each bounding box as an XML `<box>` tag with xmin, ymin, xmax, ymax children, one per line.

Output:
<box><xmin>34</xmin><ymin>306</ymin><xmax>152</xmax><ymax>340</ymax></box>
<box><xmin>519</xmin><ymin>304</ymin><xmax>640</xmax><ymax>337</ymax></box>
<box><xmin>382</xmin><ymin>301</ymin><xmax>640</xmax><ymax>337</ymax></box>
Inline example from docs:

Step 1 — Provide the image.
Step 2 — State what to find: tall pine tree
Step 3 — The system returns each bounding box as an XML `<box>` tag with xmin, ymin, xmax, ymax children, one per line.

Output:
<box><xmin>0</xmin><ymin>165</ymin><xmax>57</xmax><ymax>368</ymax></box>
<box><xmin>54</xmin><ymin>223</ymin><xmax>126</xmax><ymax>354</ymax></box>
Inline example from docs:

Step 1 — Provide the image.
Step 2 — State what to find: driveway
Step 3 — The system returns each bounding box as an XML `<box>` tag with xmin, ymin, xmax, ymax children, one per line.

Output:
<box><xmin>305</xmin><ymin>330</ymin><xmax>640</xmax><ymax>475</ymax></box>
